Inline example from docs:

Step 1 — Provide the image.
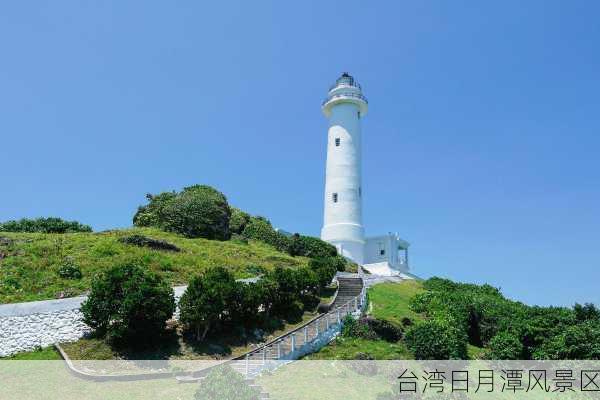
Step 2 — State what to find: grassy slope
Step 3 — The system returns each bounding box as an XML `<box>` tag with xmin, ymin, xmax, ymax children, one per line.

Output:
<box><xmin>307</xmin><ymin>280</ymin><xmax>424</xmax><ymax>360</ymax></box>
<box><xmin>0</xmin><ymin>227</ymin><xmax>309</xmax><ymax>304</ymax></box>
<box><xmin>368</xmin><ymin>280</ymin><xmax>425</xmax><ymax>325</ymax></box>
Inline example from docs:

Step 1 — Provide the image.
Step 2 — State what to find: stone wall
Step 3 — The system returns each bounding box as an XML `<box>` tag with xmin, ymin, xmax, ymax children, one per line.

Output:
<box><xmin>0</xmin><ymin>297</ymin><xmax>88</xmax><ymax>357</ymax></box>
<box><xmin>0</xmin><ymin>286</ymin><xmax>188</xmax><ymax>357</ymax></box>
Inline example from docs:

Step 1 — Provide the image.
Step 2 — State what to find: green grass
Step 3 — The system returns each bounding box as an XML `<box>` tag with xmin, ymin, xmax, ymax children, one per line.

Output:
<box><xmin>467</xmin><ymin>344</ymin><xmax>486</xmax><ymax>359</ymax></box>
<box><xmin>3</xmin><ymin>346</ymin><xmax>61</xmax><ymax>360</ymax></box>
<box><xmin>0</xmin><ymin>227</ymin><xmax>309</xmax><ymax>304</ymax></box>
<box><xmin>305</xmin><ymin>337</ymin><xmax>413</xmax><ymax>360</ymax></box>
<box><xmin>368</xmin><ymin>280</ymin><xmax>424</xmax><ymax>326</ymax></box>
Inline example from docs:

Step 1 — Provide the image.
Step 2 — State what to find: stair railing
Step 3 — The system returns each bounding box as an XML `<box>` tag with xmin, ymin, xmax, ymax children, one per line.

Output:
<box><xmin>234</xmin><ymin>277</ymin><xmax>366</xmax><ymax>377</ymax></box>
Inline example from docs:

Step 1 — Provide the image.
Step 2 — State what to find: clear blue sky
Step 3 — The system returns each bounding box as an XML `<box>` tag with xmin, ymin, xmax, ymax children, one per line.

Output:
<box><xmin>1</xmin><ymin>1</ymin><xmax>599</xmax><ymax>307</ymax></box>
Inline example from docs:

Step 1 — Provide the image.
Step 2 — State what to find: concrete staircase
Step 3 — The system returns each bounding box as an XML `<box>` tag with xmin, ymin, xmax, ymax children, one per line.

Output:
<box><xmin>197</xmin><ymin>276</ymin><xmax>366</xmax><ymax>397</ymax></box>
<box><xmin>330</xmin><ymin>277</ymin><xmax>363</xmax><ymax>310</ymax></box>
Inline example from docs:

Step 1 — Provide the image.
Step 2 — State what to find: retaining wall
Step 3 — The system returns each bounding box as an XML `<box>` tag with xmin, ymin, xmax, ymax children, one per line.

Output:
<box><xmin>0</xmin><ymin>286</ymin><xmax>188</xmax><ymax>357</ymax></box>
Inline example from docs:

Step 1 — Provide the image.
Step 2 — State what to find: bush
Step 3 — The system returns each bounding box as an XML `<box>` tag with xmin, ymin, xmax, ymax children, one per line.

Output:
<box><xmin>194</xmin><ymin>365</ymin><xmax>261</xmax><ymax>400</ymax></box>
<box><xmin>533</xmin><ymin>321</ymin><xmax>600</xmax><ymax>360</ymax></box>
<box><xmin>229</xmin><ymin>208</ymin><xmax>252</xmax><ymax>235</ymax></box>
<box><xmin>230</xmin><ymin>282</ymin><xmax>263</xmax><ymax>330</ymax></box>
<box><xmin>179</xmin><ymin>267</ymin><xmax>237</xmax><ymax>341</ymax></box>
<box><xmin>81</xmin><ymin>264</ymin><xmax>175</xmax><ymax>348</ymax></box>
<box><xmin>574</xmin><ymin>303</ymin><xmax>600</xmax><ymax>322</ymax></box>
<box><xmin>241</xmin><ymin>217</ymin><xmax>289</xmax><ymax>252</ymax></box>
<box><xmin>287</xmin><ymin>234</ymin><xmax>338</xmax><ymax>258</ymax></box>
<box><xmin>119</xmin><ymin>234</ymin><xmax>180</xmax><ymax>252</ymax></box>
<box><xmin>309</xmin><ymin>257</ymin><xmax>339</xmax><ymax>289</ymax></box>
<box><xmin>342</xmin><ymin>316</ymin><xmax>378</xmax><ymax>340</ymax></box>
<box><xmin>57</xmin><ymin>259</ymin><xmax>82</xmax><ymax>280</ymax></box>
<box><xmin>486</xmin><ymin>331</ymin><xmax>523</xmax><ymax>359</ymax></box>
<box><xmin>133</xmin><ymin>185</ymin><xmax>231</xmax><ymax>240</ymax></box>
<box><xmin>0</xmin><ymin>217</ymin><xmax>92</xmax><ymax>233</ymax></box>
<box><xmin>363</xmin><ymin>317</ymin><xmax>403</xmax><ymax>342</ymax></box>
<box><xmin>404</xmin><ymin>320</ymin><xmax>468</xmax><ymax>360</ymax></box>
<box><xmin>401</xmin><ymin>317</ymin><xmax>413</xmax><ymax>327</ymax></box>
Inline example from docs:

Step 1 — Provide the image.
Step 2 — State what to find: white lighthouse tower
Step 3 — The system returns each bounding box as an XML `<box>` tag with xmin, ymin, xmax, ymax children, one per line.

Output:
<box><xmin>321</xmin><ymin>73</ymin><xmax>413</xmax><ymax>276</ymax></box>
<box><xmin>321</xmin><ymin>73</ymin><xmax>368</xmax><ymax>264</ymax></box>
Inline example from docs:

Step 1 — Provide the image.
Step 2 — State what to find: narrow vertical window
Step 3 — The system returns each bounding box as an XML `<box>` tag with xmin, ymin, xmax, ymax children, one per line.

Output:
<box><xmin>335</xmin><ymin>138</ymin><xmax>340</xmax><ymax>147</ymax></box>
<box><xmin>379</xmin><ymin>242</ymin><xmax>385</xmax><ymax>256</ymax></box>
<box><xmin>358</xmin><ymin>187</ymin><xmax>361</xmax><ymax>197</ymax></box>
<box><xmin>332</xmin><ymin>193</ymin><xmax>338</xmax><ymax>203</ymax></box>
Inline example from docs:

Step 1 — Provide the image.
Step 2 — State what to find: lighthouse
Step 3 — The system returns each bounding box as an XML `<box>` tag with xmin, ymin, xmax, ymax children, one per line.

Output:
<box><xmin>320</xmin><ymin>73</ymin><xmax>413</xmax><ymax>276</ymax></box>
<box><xmin>320</xmin><ymin>73</ymin><xmax>368</xmax><ymax>264</ymax></box>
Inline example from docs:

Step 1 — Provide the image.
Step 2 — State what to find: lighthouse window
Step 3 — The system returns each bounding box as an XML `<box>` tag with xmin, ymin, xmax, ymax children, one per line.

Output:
<box><xmin>332</xmin><ymin>193</ymin><xmax>338</xmax><ymax>203</ymax></box>
<box><xmin>335</xmin><ymin>138</ymin><xmax>340</xmax><ymax>147</ymax></box>
<box><xmin>378</xmin><ymin>242</ymin><xmax>385</xmax><ymax>256</ymax></box>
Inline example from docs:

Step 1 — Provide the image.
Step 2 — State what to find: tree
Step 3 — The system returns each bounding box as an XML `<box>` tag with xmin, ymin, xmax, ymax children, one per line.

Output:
<box><xmin>230</xmin><ymin>282</ymin><xmax>263</xmax><ymax>331</ymax></box>
<box><xmin>574</xmin><ymin>303</ymin><xmax>600</xmax><ymax>322</ymax></box>
<box><xmin>229</xmin><ymin>207</ymin><xmax>252</xmax><ymax>235</ymax></box>
<box><xmin>81</xmin><ymin>264</ymin><xmax>175</xmax><ymax>348</ymax></box>
<box><xmin>486</xmin><ymin>331</ymin><xmax>523</xmax><ymax>359</ymax></box>
<box><xmin>533</xmin><ymin>321</ymin><xmax>600</xmax><ymax>360</ymax></box>
<box><xmin>179</xmin><ymin>267</ymin><xmax>237</xmax><ymax>341</ymax></box>
<box><xmin>404</xmin><ymin>320</ymin><xmax>468</xmax><ymax>360</ymax></box>
<box><xmin>309</xmin><ymin>257</ymin><xmax>338</xmax><ymax>290</ymax></box>
<box><xmin>133</xmin><ymin>185</ymin><xmax>231</xmax><ymax>240</ymax></box>
<box><xmin>0</xmin><ymin>217</ymin><xmax>92</xmax><ymax>233</ymax></box>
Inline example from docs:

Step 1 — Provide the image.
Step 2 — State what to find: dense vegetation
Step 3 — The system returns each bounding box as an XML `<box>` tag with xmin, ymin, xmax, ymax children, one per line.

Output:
<box><xmin>80</xmin><ymin>257</ymin><xmax>337</xmax><ymax>349</ymax></box>
<box><xmin>0</xmin><ymin>217</ymin><xmax>92</xmax><ymax>233</ymax></box>
<box><xmin>407</xmin><ymin>277</ymin><xmax>600</xmax><ymax>360</ymax></box>
<box><xmin>133</xmin><ymin>185</ymin><xmax>232</xmax><ymax>240</ymax></box>
<box><xmin>179</xmin><ymin>260</ymin><xmax>338</xmax><ymax>342</ymax></box>
<box><xmin>81</xmin><ymin>264</ymin><xmax>176</xmax><ymax>348</ymax></box>
<box><xmin>310</xmin><ymin>278</ymin><xmax>600</xmax><ymax>361</ymax></box>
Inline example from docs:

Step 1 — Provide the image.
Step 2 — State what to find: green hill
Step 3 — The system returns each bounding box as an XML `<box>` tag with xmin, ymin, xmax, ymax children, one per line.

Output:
<box><xmin>0</xmin><ymin>227</ymin><xmax>309</xmax><ymax>304</ymax></box>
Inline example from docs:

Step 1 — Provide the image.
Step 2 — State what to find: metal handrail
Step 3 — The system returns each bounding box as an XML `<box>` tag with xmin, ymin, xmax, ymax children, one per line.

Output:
<box><xmin>329</xmin><ymin>81</ymin><xmax>362</xmax><ymax>92</ymax></box>
<box><xmin>237</xmin><ymin>278</ymin><xmax>366</xmax><ymax>361</ymax></box>
<box><xmin>322</xmin><ymin>92</ymin><xmax>368</xmax><ymax>106</ymax></box>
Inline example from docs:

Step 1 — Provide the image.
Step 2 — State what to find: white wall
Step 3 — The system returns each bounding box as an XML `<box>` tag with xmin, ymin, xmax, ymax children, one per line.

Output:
<box><xmin>0</xmin><ymin>286</ymin><xmax>188</xmax><ymax>357</ymax></box>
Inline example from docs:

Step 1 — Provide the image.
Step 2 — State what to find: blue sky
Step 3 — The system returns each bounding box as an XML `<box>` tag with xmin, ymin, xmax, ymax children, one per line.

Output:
<box><xmin>1</xmin><ymin>1</ymin><xmax>599</xmax><ymax>307</ymax></box>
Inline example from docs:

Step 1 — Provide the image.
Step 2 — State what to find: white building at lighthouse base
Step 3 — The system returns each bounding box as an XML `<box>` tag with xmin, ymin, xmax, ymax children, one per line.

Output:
<box><xmin>361</xmin><ymin>233</ymin><xmax>412</xmax><ymax>277</ymax></box>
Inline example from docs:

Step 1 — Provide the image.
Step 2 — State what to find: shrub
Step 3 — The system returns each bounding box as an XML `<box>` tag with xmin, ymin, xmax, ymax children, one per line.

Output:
<box><xmin>266</xmin><ymin>266</ymin><xmax>316</xmax><ymax>321</ymax></box>
<box><xmin>179</xmin><ymin>267</ymin><xmax>237</xmax><ymax>341</ymax></box>
<box><xmin>229</xmin><ymin>208</ymin><xmax>252</xmax><ymax>235</ymax></box>
<box><xmin>363</xmin><ymin>317</ymin><xmax>403</xmax><ymax>342</ymax></box>
<box><xmin>57</xmin><ymin>259</ymin><xmax>82</xmax><ymax>280</ymax></box>
<box><xmin>241</xmin><ymin>217</ymin><xmax>289</xmax><ymax>252</ymax></box>
<box><xmin>119</xmin><ymin>234</ymin><xmax>180</xmax><ymax>252</ymax></box>
<box><xmin>309</xmin><ymin>257</ymin><xmax>339</xmax><ymax>289</ymax></box>
<box><xmin>574</xmin><ymin>303</ymin><xmax>600</xmax><ymax>322</ymax></box>
<box><xmin>533</xmin><ymin>321</ymin><xmax>600</xmax><ymax>360</ymax></box>
<box><xmin>0</xmin><ymin>217</ymin><xmax>92</xmax><ymax>233</ymax></box>
<box><xmin>133</xmin><ymin>185</ymin><xmax>231</xmax><ymax>240</ymax></box>
<box><xmin>230</xmin><ymin>282</ymin><xmax>263</xmax><ymax>330</ymax></box>
<box><xmin>81</xmin><ymin>264</ymin><xmax>175</xmax><ymax>348</ymax></box>
<box><xmin>342</xmin><ymin>316</ymin><xmax>378</xmax><ymax>340</ymax></box>
<box><xmin>401</xmin><ymin>317</ymin><xmax>413</xmax><ymax>327</ymax></box>
<box><xmin>486</xmin><ymin>331</ymin><xmax>523</xmax><ymax>360</ymax></box>
<box><xmin>486</xmin><ymin>331</ymin><xmax>523</xmax><ymax>359</ymax></box>
<box><xmin>404</xmin><ymin>320</ymin><xmax>468</xmax><ymax>360</ymax></box>
<box><xmin>194</xmin><ymin>365</ymin><xmax>261</xmax><ymax>400</ymax></box>
<box><xmin>295</xmin><ymin>235</ymin><xmax>338</xmax><ymax>258</ymax></box>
